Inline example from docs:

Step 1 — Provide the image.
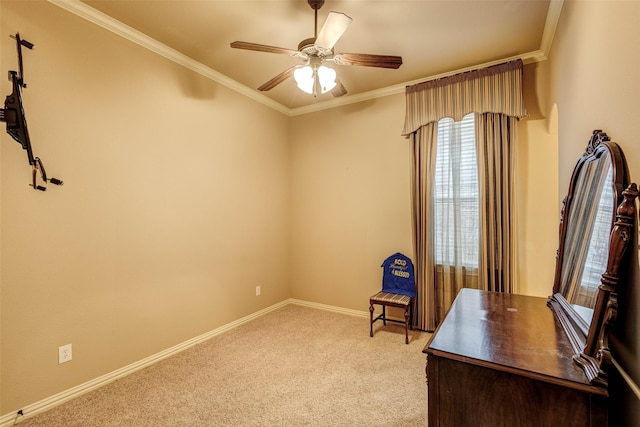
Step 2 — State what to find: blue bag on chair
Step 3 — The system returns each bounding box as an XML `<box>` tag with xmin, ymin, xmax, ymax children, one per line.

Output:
<box><xmin>381</xmin><ymin>253</ymin><xmax>415</xmax><ymax>297</ymax></box>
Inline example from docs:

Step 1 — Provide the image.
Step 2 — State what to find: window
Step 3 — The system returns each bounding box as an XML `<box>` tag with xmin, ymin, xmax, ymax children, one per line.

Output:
<box><xmin>433</xmin><ymin>113</ymin><xmax>479</xmax><ymax>268</ymax></box>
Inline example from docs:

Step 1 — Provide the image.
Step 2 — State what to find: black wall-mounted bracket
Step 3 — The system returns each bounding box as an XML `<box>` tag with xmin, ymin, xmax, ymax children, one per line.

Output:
<box><xmin>0</xmin><ymin>33</ymin><xmax>63</xmax><ymax>191</ymax></box>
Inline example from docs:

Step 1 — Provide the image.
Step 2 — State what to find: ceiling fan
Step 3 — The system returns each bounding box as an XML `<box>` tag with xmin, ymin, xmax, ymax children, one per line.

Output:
<box><xmin>230</xmin><ymin>0</ymin><xmax>403</xmax><ymax>98</ymax></box>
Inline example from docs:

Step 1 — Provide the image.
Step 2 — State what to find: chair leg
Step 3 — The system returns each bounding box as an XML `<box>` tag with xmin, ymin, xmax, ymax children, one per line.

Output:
<box><xmin>382</xmin><ymin>305</ymin><xmax>387</xmax><ymax>325</ymax></box>
<box><xmin>409</xmin><ymin>302</ymin><xmax>414</xmax><ymax>331</ymax></box>
<box><xmin>369</xmin><ymin>303</ymin><xmax>374</xmax><ymax>337</ymax></box>
<box><xmin>404</xmin><ymin>307</ymin><xmax>409</xmax><ymax>344</ymax></box>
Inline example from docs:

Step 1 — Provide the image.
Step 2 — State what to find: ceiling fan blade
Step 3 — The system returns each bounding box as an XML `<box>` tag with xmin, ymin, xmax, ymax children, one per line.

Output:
<box><xmin>257</xmin><ymin>66</ymin><xmax>297</xmax><ymax>91</ymax></box>
<box><xmin>230</xmin><ymin>41</ymin><xmax>298</xmax><ymax>56</ymax></box>
<box><xmin>331</xmin><ymin>79</ymin><xmax>348</xmax><ymax>98</ymax></box>
<box><xmin>315</xmin><ymin>12</ymin><xmax>352</xmax><ymax>50</ymax></box>
<box><xmin>333</xmin><ymin>53</ymin><xmax>403</xmax><ymax>69</ymax></box>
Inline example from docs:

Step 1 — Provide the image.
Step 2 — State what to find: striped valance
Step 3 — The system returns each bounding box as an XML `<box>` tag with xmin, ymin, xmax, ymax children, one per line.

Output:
<box><xmin>402</xmin><ymin>59</ymin><xmax>527</xmax><ymax>136</ymax></box>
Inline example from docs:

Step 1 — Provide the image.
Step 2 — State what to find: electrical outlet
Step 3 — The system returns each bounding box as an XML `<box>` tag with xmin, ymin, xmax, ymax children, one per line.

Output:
<box><xmin>256</xmin><ymin>285</ymin><xmax>261</xmax><ymax>296</ymax></box>
<box><xmin>58</xmin><ymin>344</ymin><xmax>72</xmax><ymax>364</ymax></box>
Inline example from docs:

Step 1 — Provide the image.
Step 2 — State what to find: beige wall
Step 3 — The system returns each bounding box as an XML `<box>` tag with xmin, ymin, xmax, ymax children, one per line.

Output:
<box><xmin>547</xmin><ymin>1</ymin><xmax>640</xmax><ymax>423</ymax></box>
<box><xmin>1</xmin><ymin>1</ymin><xmax>291</xmax><ymax>413</ymax></box>
<box><xmin>289</xmin><ymin>95</ymin><xmax>414</xmax><ymax>308</ymax></box>
<box><xmin>289</xmin><ymin>67</ymin><xmax>559</xmax><ymax>309</ymax></box>
<box><xmin>519</xmin><ymin>60</ymin><xmax>559</xmax><ymax>298</ymax></box>
<box><xmin>517</xmin><ymin>115</ymin><xmax>560</xmax><ymax>298</ymax></box>
<box><xmin>1</xmin><ymin>0</ymin><xmax>561</xmax><ymax>417</ymax></box>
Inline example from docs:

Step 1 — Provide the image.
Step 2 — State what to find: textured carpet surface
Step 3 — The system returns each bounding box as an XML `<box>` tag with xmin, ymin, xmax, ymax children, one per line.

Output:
<box><xmin>19</xmin><ymin>304</ymin><xmax>430</xmax><ymax>426</ymax></box>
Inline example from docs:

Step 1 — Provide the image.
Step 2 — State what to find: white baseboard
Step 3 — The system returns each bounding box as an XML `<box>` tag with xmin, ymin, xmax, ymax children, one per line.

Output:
<box><xmin>1</xmin><ymin>299</ymin><xmax>364</xmax><ymax>426</ymax></box>
<box><xmin>289</xmin><ymin>298</ymin><xmax>369</xmax><ymax>318</ymax></box>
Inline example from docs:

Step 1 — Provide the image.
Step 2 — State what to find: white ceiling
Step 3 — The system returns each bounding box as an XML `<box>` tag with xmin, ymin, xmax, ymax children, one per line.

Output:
<box><xmin>68</xmin><ymin>0</ymin><xmax>559</xmax><ymax>114</ymax></box>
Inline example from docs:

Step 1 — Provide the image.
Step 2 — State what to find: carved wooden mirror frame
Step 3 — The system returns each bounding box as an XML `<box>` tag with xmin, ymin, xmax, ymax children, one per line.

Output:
<box><xmin>548</xmin><ymin>130</ymin><xmax>638</xmax><ymax>387</ymax></box>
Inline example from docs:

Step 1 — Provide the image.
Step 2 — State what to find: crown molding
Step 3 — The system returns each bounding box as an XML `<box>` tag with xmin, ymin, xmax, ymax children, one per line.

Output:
<box><xmin>540</xmin><ymin>0</ymin><xmax>564</xmax><ymax>60</ymax></box>
<box><xmin>46</xmin><ymin>0</ymin><xmax>290</xmax><ymax>115</ymax></box>
<box><xmin>48</xmin><ymin>0</ymin><xmax>563</xmax><ymax>117</ymax></box>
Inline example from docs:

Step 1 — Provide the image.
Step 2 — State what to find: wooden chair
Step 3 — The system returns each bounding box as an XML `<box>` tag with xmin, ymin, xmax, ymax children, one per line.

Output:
<box><xmin>369</xmin><ymin>253</ymin><xmax>415</xmax><ymax>344</ymax></box>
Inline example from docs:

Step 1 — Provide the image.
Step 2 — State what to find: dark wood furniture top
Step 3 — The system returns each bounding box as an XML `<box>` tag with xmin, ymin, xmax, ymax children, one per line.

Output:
<box><xmin>425</xmin><ymin>288</ymin><xmax>606</xmax><ymax>395</ymax></box>
<box><xmin>424</xmin><ymin>289</ymin><xmax>609</xmax><ymax>426</ymax></box>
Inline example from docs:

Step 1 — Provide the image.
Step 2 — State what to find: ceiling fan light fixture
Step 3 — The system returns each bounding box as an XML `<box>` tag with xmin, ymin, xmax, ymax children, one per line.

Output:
<box><xmin>294</xmin><ymin>64</ymin><xmax>337</xmax><ymax>95</ymax></box>
<box><xmin>317</xmin><ymin>65</ymin><xmax>336</xmax><ymax>93</ymax></box>
<box><xmin>294</xmin><ymin>66</ymin><xmax>314</xmax><ymax>94</ymax></box>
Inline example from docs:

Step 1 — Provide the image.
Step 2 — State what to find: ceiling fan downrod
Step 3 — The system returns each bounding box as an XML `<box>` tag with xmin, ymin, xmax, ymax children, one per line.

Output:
<box><xmin>308</xmin><ymin>0</ymin><xmax>325</xmax><ymax>38</ymax></box>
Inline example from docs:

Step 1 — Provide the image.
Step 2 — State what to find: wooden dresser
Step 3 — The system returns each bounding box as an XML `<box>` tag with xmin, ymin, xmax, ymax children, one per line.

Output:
<box><xmin>423</xmin><ymin>288</ymin><xmax>608</xmax><ymax>427</ymax></box>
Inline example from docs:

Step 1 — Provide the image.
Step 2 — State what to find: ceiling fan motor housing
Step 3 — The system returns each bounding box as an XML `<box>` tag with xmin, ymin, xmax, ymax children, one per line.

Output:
<box><xmin>298</xmin><ymin>37</ymin><xmax>317</xmax><ymax>51</ymax></box>
<box><xmin>308</xmin><ymin>0</ymin><xmax>325</xmax><ymax>10</ymax></box>
<box><xmin>297</xmin><ymin>37</ymin><xmax>333</xmax><ymax>59</ymax></box>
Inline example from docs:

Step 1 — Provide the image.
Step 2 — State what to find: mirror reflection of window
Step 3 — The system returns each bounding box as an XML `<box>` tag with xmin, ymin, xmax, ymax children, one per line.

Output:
<box><xmin>576</xmin><ymin>166</ymin><xmax>614</xmax><ymax>309</ymax></box>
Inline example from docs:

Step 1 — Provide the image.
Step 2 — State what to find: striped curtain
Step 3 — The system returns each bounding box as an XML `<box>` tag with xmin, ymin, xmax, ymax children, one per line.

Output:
<box><xmin>476</xmin><ymin>113</ymin><xmax>518</xmax><ymax>294</ymax></box>
<box><xmin>405</xmin><ymin>60</ymin><xmax>527</xmax><ymax>331</ymax></box>
<box><xmin>410</xmin><ymin>124</ymin><xmax>438</xmax><ymax>331</ymax></box>
<box><xmin>402</xmin><ymin>60</ymin><xmax>527</xmax><ymax>136</ymax></box>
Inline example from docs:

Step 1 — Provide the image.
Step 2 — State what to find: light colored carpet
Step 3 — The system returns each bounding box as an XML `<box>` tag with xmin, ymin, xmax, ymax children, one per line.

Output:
<box><xmin>19</xmin><ymin>304</ymin><xmax>430</xmax><ymax>426</ymax></box>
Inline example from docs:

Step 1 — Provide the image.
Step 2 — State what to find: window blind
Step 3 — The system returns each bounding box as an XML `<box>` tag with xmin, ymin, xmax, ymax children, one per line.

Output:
<box><xmin>434</xmin><ymin>113</ymin><xmax>479</xmax><ymax>268</ymax></box>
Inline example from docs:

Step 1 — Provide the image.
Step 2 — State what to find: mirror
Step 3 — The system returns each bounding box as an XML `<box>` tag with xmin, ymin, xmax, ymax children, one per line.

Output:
<box><xmin>558</xmin><ymin>145</ymin><xmax>616</xmax><ymax>318</ymax></box>
<box><xmin>548</xmin><ymin>130</ymin><xmax>638</xmax><ymax>387</ymax></box>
